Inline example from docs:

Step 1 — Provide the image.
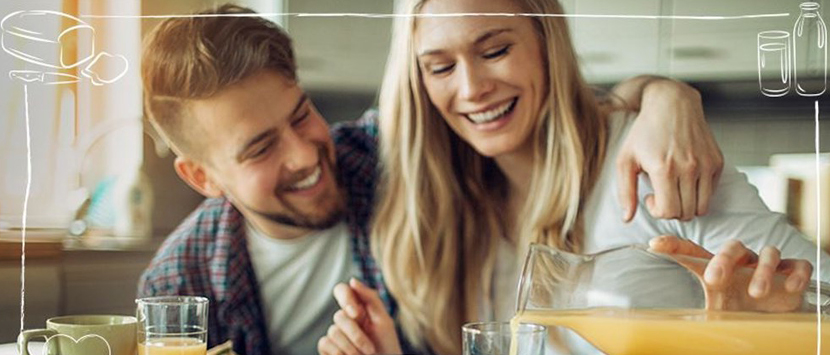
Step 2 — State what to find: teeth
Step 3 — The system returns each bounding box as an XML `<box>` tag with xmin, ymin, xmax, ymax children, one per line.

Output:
<box><xmin>466</xmin><ymin>99</ymin><xmax>515</xmax><ymax>124</ymax></box>
<box><xmin>290</xmin><ymin>166</ymin><xmax>321</xmax><ymax>190</ymax></box>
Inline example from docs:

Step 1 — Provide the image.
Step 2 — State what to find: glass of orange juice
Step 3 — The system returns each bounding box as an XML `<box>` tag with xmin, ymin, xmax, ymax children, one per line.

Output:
<box><xmin>136</xmin><ymin>296</ymin><xmax>209</xmax><ymax>355</ymax></box>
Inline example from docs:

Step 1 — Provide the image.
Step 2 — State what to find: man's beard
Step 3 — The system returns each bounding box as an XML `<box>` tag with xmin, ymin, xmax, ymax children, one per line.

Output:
<box><xmin>242</xmin><ymin>146</ymin><xmax>347</xmax><ymax>230</ymax></box>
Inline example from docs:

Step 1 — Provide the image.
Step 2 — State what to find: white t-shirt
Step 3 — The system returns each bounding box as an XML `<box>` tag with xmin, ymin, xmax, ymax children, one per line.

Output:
<box><xmin>245</xmin><ymin>222</ymin><xmax>357</xmax><ymax>355</ymax></box>
<box><xmin>488</xmin><ymin>111</ymin><xmax>830</xmax><ymax>351</ymax></box>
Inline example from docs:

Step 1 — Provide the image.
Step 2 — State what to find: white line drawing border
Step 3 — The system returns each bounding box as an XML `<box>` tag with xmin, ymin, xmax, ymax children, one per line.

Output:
<box><xmin>77</xmin><ymin>12</ymin><xmax>790</xmax><ymax>20</ymax></box>
<box><xmin>4</xmin><ymin>7</ymin><xmax>823</xmax><ymax>355</ymax></box>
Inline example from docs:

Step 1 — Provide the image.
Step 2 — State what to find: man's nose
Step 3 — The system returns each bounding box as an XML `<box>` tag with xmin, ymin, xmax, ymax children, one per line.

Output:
<box><xmin>282</xmin><ymin>129</ymin><xmax>318</xmax><ymax>172</ymax></box>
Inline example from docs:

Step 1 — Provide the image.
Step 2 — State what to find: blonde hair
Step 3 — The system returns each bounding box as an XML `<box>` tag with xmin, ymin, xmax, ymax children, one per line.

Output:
<box><xmin>371</xmin><ymin>0</ymin><xmax>609</xmax><ymax>353</ymax></box>
<box><xmin>141</xmin><ymin>4</ymin><xmax>296</xmax><ymax>157</ymax></box>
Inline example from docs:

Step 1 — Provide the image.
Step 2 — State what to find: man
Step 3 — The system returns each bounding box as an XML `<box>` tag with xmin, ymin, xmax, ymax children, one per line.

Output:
<box><xmin>138</xmin><ymin>4</ymin><xmax>721</xmax><ymax>355</ymax></box>
<box><xmin>137</xmin><ymin>5</ymin><xmax>388</xmax><ymax>355</ymax></box>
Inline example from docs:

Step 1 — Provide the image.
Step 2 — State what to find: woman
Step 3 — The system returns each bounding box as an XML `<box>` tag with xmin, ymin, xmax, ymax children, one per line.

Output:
<box><xmin>319</xmin><ymin>0</ymin><xmax>826</xmax><ymax>354</ymax></box>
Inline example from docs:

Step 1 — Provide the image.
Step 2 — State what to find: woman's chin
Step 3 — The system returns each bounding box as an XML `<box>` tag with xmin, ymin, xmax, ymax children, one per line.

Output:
<box><xmin>469</xmin><ymin>141</ymin><xmax>523</xmax><ymax>159</ymax></box>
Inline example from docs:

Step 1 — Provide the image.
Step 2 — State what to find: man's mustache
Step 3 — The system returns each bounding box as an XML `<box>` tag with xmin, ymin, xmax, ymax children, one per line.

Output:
<box><xmin>274</xmin><ymin>145</ymin><xmax>334</xmax><ymax>192</ymax></box>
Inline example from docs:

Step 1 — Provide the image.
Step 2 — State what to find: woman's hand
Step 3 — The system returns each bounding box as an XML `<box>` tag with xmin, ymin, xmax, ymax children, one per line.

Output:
<box><xmin>317</xmin><ymin>278</ymin><xmax>403</xmax><ymax>355</ymax></box>
<box><xmin>649</xmin><ymin>236</ymin><xmax>813</xmax><ymax>312</ymax></box>
<box><xmin>614</xmin><ymin>77</ymin><xmax>724</xmax><ymax>222</ymax></box>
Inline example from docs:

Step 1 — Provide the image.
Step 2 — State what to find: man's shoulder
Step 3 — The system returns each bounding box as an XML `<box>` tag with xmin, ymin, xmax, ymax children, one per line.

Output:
<box><xmin>331</xmin><ymin>109</ymin><xmax>379</xmax><ymax>187</ymax></box>
<box><xmin>162</xmin><ymin>197</ymin><xmax>237</xmax><ymax>249</ymax></box>
<box><xmin>330</xmin><ymin>109</ymin><xmax>379</xmax><ymax>156</ymax></box>
<box><xmin>138</xmin><ymin>198</ymin><xmax>241</xmax><ymax>296</ymax></box>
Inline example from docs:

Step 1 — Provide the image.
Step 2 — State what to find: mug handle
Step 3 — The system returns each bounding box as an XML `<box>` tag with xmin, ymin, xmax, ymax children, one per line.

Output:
<box><xmin>18</xmin><ymin>328</ymin><xmax>57</xmax><ymax>355</ymax></box>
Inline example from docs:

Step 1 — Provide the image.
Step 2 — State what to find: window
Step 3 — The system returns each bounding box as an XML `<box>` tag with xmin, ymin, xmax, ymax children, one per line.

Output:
<box><xmin>0</xmin><ymin>0</ymin><xmax>143</xmax><ymax>233</ymax></box>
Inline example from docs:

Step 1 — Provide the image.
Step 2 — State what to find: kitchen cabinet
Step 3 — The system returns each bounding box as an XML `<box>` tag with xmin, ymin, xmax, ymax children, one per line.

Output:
<box><xmin>567</xmin><ymin>0</ymin><xmax>664</xmax><ymax>83</ymax></box>
<box><xmin>668</xmin><ymin>0</ymin><xmax>796</xmax><ymax>81</ymax></box>
<box><xmin>564</xmin><ymin>0</ymin><xmax>826</xmax><ymax>83</ymax></box>
<box><xmin>285</xmin><ymin>0</ymin><xmax>818</xmax><ymax>88</ymax></box>
<box><xmin>287</xmin><ymin>0</ymin><xmax>394</xmax><ymax>93</ymax></box>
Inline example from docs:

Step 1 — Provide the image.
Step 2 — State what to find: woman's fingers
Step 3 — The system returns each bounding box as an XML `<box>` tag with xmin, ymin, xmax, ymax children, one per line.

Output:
<box><xmin>648</xmin><ymin>235</ymin><xmax>714</xmax><ymax>259</ymax></box>
<box><xmin>348</xmin><ymin>278</ymin><xmax>404</xmax><ymax>355</ymax></box>
<box><xmin>325</xmin><ymin>325</ymin><xmax>363</xmax><ymax>355</ymax></box>
<box><xmin>615</xmin><ymin>156</ymin><xmax>641</xmax><ymax>222</ymax></box>
<box><xmin>349</xmin><ymin>278</ymin><xmax>388</xmax><ymax>322</ymax></box>
<box><xmin>333</xmin><ymin>310</ymin><xmax>376</xmax><ymax>354</ymax></box>
<box><xmin>644</xmin><ymin>167</ymin><xmax>681</xmax><ymax>219</ymax></box>
<box><xmin>333</xmin><ymin>283</ymin><xmax>365</xmax><ymax>320</ymax></box>
<box><xmin>779</xmin><ymin>258</ymin><xmax>813</xmax><ymax>293</ymax></box>
<box><xmin>696</xmin><ymin>161</ymin><xmax>720</xmax><ymax>216</ymax></box>
<box><xmin>748</xmin><ymin>246</ymin><xmax>781</xmax><ymax>298</ymax></box>
<box><xmin>678</xmin><ymin>167</ymin><xmax>699</xmax><ymax>221</ymax></box>
<box><xmin>705</xmin><ymin>240</ymin><xmax>758</xmax><ymax>287</ymax></box>
<box><xmin>318</xmin><ymin>336</ymin><xmax>345</xmax><ymax>355</ymax></box>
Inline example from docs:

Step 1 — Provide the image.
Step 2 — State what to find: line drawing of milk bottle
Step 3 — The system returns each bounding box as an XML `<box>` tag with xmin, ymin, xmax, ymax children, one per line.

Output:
<box><xmin>793</xmin><ymin>2</ymin><xmax>827</xmax><ymax>96</ymax></box>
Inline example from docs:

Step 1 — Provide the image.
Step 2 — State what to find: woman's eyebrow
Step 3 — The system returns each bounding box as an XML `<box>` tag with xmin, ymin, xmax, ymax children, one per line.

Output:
<box><xmin>418</xmin><ymin>27</ymin><xmax>513</xmax><ymax>57</ymax></box>
<box><xmin>473</xmin><ymin>28</ymin><xmax>512</xmax><ymax>46</ymax></box>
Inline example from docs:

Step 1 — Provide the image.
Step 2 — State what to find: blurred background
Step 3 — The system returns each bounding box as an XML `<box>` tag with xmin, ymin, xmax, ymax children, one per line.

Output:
<box><xmin>0</xmin><ymin>0</ymin><xmax>828</xmax><ymax>343</ymax></box>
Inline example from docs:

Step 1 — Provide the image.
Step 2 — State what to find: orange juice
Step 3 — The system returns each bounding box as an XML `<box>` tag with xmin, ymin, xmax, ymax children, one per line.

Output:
<box><xmin>511</xmin><ymin>308</ymin><xmax>830</xmax><ymax>355</ymax></box>
<box><xmin>138</xmin><ymin>337</ymin><xmax>207</xmax><ymax>355</ymax></box>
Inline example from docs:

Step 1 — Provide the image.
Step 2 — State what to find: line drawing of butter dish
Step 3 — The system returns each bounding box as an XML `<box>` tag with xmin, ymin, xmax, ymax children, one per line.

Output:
<box><xmin>1</xmin><ymin>10</ymin><xmax>128</xmax><ymax>86</ymax></box>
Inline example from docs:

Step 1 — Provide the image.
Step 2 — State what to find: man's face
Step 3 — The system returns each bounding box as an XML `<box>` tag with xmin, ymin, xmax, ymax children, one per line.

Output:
<box><xmin>189</xmin><ymin>69</ymin><xmax>345</xmax><ymax>237</ymax></box>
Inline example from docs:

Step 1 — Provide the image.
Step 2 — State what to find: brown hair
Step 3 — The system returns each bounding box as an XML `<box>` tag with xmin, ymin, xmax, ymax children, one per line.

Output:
<box><xmin>142</xmin><ymin>4</ymin><xmax>296</xmax><ymax>157</ymax></box>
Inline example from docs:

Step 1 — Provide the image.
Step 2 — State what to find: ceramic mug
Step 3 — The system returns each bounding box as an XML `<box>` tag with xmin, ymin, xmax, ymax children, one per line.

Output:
<box><xmin>18</xmin><ymin>315</ymin><xmax>137</xmax><ymax>355</ymax></box>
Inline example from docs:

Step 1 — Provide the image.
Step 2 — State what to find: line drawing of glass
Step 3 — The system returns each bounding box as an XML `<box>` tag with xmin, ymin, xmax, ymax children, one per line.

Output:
<box><xmin>758</xmin><ymin>30</ymin><xmax>791</xmax><ymax>97</ymax></box>
<box><xmin>793</xmin><ymin>2</ymin><xmax>827</xmax><ymax>97</ymax></box>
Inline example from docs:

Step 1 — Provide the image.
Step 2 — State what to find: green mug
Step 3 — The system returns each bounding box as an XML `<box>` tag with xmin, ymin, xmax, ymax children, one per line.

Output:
<box><xmin>18</xmin><ymin>315</ymin><xmax>137</xmax><ymax>355</ymax></box>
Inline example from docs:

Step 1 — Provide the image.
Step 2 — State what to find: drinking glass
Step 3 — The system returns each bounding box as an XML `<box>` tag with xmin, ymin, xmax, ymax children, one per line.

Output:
<box><xmin>136</xmin><ymin>296</ymin><xmax>209</xmax><ymax>355</ymax></box>
<box><xmin>757</xmin><ymin>30</ymin><xmax>791</xmax><ymax>97</ymax></box>
<box><xmin>514</xmin><ymin>243</ymin><xmax>830</xmax><ymax>355</ymax></box>
<box><xmin>462</xmin><ymin>322</ymin><xmax>545</xmax><ymax>355</ymax></box>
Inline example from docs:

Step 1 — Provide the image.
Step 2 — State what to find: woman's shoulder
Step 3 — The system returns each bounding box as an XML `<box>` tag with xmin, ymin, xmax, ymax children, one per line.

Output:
<box><xmin>602</xmin><ymin>109</ymin><xmax>637</xmax><ymax>157</ymax></box>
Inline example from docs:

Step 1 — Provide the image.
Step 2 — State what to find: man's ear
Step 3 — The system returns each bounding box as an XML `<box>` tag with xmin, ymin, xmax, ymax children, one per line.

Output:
<box><xmin>174</xmin><ymin>156</ymin><xmax>224</xmax><ymax>198</ymax></box>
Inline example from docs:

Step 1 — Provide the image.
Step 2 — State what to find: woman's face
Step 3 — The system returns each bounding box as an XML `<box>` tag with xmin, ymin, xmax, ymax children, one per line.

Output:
<box><xmin>415</xmin><ymin>0</ymin><xmax>547</xmax><ymax>158</ymax></box>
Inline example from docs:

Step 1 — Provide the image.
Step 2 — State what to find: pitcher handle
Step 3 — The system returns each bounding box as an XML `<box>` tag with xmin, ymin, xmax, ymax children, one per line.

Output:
<box><xmin>804</xmin><ymin>280</ymin><xmax>830</xmax><ymax>315</ymax></box>
<box><xmin>18</xmin><ymin>328</ymin><xmax>57</xmax><ymax>355</ymax></box>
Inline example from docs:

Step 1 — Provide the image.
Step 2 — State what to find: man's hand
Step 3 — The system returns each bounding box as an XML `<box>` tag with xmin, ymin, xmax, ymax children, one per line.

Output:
<box><xmin>317</xmin><ymin>278</ymin><xmax>402</xmax><ymax>355</ymax></box>
<box><xmin>649</xmin><ymin>236</ymin><xmax>812</xmax><ymax>312</ymax></box>
<box><xmin>614</xmin><ymin>78</ymin><xmax>724</xmax><ymax>222</ymax></box>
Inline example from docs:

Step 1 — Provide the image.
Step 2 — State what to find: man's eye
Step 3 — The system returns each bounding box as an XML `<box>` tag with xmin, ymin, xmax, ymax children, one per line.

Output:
<box><xmin>251</xmin><ymin>144</ymin><xmax>271</xmax><ymax>158</ymax></box>
<box><xmin>292</xmin><ymin>110</ymin><xmax>310</xmax><ymax>126</ymax></box>
<box><xmin>430</xmin><ymin>63</ymin><xmax>455</xmax><ymax>75</ymax></box>
<box><xmin>483</xmin><ymin>45</ymin><xmax>511</xmax><ymax>59</ymax></box>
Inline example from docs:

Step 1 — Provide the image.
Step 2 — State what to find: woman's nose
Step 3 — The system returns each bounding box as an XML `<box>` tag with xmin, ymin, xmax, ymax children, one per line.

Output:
<box><xmin>458</xmin><ymin>62</ymin><xmax>495</xmax><ymax>102</ymax></box>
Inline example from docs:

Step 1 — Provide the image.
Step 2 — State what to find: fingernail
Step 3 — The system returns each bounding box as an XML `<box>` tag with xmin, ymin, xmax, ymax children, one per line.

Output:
<box><xmin>750</xmin><ymin>279</ymin><xmax>768</xmax><ymax>297</ymax></box>
<box><xmin>704</xmin><ymin>265</ymin><xmax>723</xmax><ymax>284</ymax></box>
<box><xmin>346</xmin><ymin>305</ymin><xmax>359</xmax><ymax>318</ymax></box>
<box><xmin>621</xmin><ymin>207</ymin><xmax>630</xmax><ymax>221</ymax></box>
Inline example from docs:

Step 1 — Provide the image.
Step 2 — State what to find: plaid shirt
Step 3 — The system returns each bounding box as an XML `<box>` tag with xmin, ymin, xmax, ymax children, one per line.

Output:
<box><xmin>138</xmin><ymin>114</ymin><xmax>394</xmax><ymax>355</ymax></box>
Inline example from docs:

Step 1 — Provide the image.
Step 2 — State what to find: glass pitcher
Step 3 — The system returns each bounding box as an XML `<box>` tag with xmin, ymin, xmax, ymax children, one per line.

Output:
<box><xmin>514</xmin><ymin>243</ymin><xmax>830</xmax><ymax>355</ymax></box>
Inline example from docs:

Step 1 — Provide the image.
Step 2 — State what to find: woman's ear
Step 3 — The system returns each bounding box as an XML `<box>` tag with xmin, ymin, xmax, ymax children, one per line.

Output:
<box><xmin>174</xmin><ymin>156</ymin><xmax>224</xmax><ymax>198</ymax></box>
